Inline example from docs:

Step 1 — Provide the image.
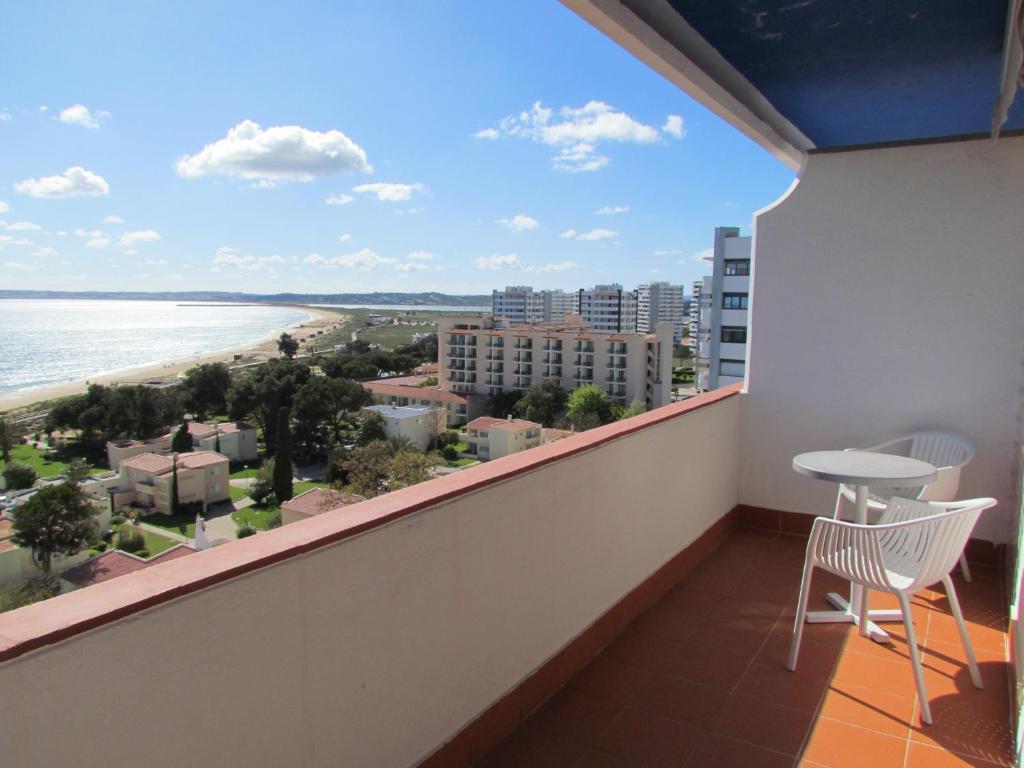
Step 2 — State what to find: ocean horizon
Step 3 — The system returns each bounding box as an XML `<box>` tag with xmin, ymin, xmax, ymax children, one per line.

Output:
<box><xmin>0</xmin><ymin>299</ymin><xmax>312</xmax><ymax>397</ymax></box>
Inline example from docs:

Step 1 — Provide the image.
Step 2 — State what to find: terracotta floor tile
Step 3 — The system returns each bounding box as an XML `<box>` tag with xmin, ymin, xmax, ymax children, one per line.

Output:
<box><xmin>680</xmin><ymin>561</ymin><xmax>749</xmax><ymax>597</ymax></box>
<box><xmin>632</xmin><ymin>674</ymin><xmax>731</xmax><ymax>727</ymax></box>
<box><xmin>711</xmin><ymin>694</ymin><xmax>813</xmax><ymax>755</ymax></box>
<box><xmin>685</xmin><ymin>733</ymin><xmax>794</xmax><ymax>768</ymax></box>
<box><xmin>668</xmin><ymin>636</ymin><xmax>756</xmax><ymax>691</ymax></box>
<box><xmin>800</xmin><ymin>719</ymin><xmax>907</xmax><ymax>768</ymax></box>
<box><xmin>818</xmin><ymin>680</ymin><xmax>914</xmax><ymax>738</ymax></box>
<box><xmin>905</xmin><ymin>741</ymin><xmax>1008</xmax><ymax>768</ymax></box>
<box><xmin>529</xmin><ymin>687</ymin><xmax>624</xmax><ymax>745</ymax></box>
<box><xmin>908</xmin><ymin>692</ymin><xmax>1013</xmax><ymax>766</ymax></box>
<box><xmin>570</xmin><ymin>656</ymin><xmax>656</xmax><ymax>705</ymax></box>
<box><xmin>736</xmin><ymin>657</ymin><xmax>834</xmax><ymax>713</ymax></box>
<box><xmin>657</xmin><ymin>584</ymin><xmax>722</xmax><ymax>620</ymax></box>
<box><xmin>927</xmin><ymin>613</ymin><xmax>1007</xmax><ymax>654</ymax></box>
<box><xmin>596</xmin><ymin>707</ymin><xmax>704</xmax><ymax>767</ymax></box>
<box><xmin>631</xmin><ymin>600</ymin><xmax>706</xmax><ymax>644</ymax></box>
<box><xmin>475</xmin><ymin>725</ymin><xmax>587</xmax><ymax>768</ymax></box>
<box><xmin>832</xmin><ymin>646</ymin><xmax>919</xmax><ymax>698</ymax></box>
<box><xmin>921</xmin><ymin>641</ymin><xmax>1011</xmax><ymax>696</ymax></box>
<box><xmin>572</xmin><ymin>748</ymin><xmax>637</xmax><ymax>767</ymax></box>
<box><xmin>602</xmin><ymin>627</ymin><xmax>687</xmax><ymax>674</ymax></box>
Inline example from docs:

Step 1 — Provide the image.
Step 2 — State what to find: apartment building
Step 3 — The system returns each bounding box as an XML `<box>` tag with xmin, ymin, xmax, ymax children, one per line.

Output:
<box><xmin>111</xmin><ymin>451</ymin><xmax>230</xmax><ymax>515</ymax></box>
<box><xmin>438</xmin><ymin>315</ymin><xmax>673</xmax><ymax>409</ymax></box>
<box><xmin>464</xmin><ymin>416</ymin><xmax>575</xmax><ymax>461</ymax></box>
<box><xmin>106</xmin><ymin>420</ymin><xmax>257</xmax><ymax>470</ymax></box>
<box><xmin>636</xmin><ymin>281</ymin><xmax>686</xmax><ymax>344</ymax></box>
<box><xmin>360</xmin><ymin>378</ymin><xmax>477</xmax><ymax>427</ymax></box>
<box><xmin>492</xmin><ymin>286</ymin><xmax>574</xmax><ymax>324</ymax></box>
<box><xmin>693</xmin><ymin>226</ymin><xmax>751</xmax><ymax>391</ymax></box>
<box><xmin>576</xmin><ymin>284</ymin><xmax>637</xmax><ymax>333</ymax></box>
<box><xmin>360</xmin><ymin>404</ymin><xmax>445</xmax><ymax>451</ymax></box>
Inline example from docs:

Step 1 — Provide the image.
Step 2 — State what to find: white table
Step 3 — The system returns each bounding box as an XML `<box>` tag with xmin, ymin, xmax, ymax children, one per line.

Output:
<box><xmin>793</xmin><ymin>450</ymin><xmax>937</xmax><ymax>642</ymax></box>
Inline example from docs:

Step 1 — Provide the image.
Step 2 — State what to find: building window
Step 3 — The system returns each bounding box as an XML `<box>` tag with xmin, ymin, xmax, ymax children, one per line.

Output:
<box><xmin>722</xmin><ymin>293</ymin><xmax>748</xmax><ymax>310</ymax></box>
<box><xmin>721</xmin><ymin>327</ymin><xmax>747</xmax><ymax>344</ymax></box>
<box><xmin>720</xmin><ymin>359</ymin><xmax>745</xmax><ymax>377</ymax></box>
<box><xmin>724</xmin><ymin>259</ymin><xmax>751</xmax><ymax>276</ymax></box>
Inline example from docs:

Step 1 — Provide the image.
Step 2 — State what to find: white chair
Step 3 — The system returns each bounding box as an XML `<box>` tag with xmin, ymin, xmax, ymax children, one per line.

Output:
<box><xmin>788</xmin><ymin>497</ymin><xmax>997</xmax><ymax>725</ymax></box>
<box><xmin>833</xmin><ymin>431</ymin><xmax>976</xmax><ymax>580</ymax></box>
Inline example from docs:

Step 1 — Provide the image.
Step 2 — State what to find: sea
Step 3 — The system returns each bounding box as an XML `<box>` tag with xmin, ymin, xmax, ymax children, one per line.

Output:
<box><xmin>0</xmin><ymin>300</ymin><xmax>313</xmax><ymax>397</ymax></box>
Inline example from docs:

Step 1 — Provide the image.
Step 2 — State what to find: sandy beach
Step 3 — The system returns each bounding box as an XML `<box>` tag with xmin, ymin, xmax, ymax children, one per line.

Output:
<box><xmin>0</xmin><ymin>305</ymin><xmax>344</xmax><ymax>413</ymax></box>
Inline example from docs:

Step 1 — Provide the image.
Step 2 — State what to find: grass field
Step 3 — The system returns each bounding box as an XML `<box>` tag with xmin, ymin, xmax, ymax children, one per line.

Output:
<box><xmin>232</xmin><ymin>503</ymin><xmax>279</xmax><ymax>530</ymax></box>
<box><xmin>229</xmin><ymin>485</ymin><xmax>249</xmax><ymax>501</ymax></box>
<box><xmin>91</xmin><ymin>526</ymin><xmax>179</xmax><ymax>558</ymax></box>
<box><xmin>303</xmin><ymin>308</ymin><xmax>450</xmax><ymax>352</ymax></box>
<box><xmin>0</xmin><ymin>443</ymin><xmax>104</xmax><ymax>479</ymax></box>
<box><xmin>137</xmin><ymin>511</ymin><xmax>197</xmax><ymax>538</ymax></box>
<box><xmin>292</xmin><ymin>480</ymin><xmax>330</xmax><ymax>496</ymax></box>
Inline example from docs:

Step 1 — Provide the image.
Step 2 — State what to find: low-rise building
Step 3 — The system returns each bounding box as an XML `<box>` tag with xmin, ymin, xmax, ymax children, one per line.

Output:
<box><xmin>280</xmin><ymin>488</ymin><xmax>365</xmax><ymax>526</ymax></box>
<box><xmin>463</xmin><ymin>416</ymin><xmax>573</xmax><ymax>461</ymax></box>
<box><xmin>361</xmin><ymin>404</ymin><xmax>446</xmax><ymax>451</ymax></box>
<box><xmin>107</xmin><ymin>435</ymin><xmax>172</xmax><ymax>471</ymax></box>
<box><xmin>106</xmin><ymin>420</ymin><xmax>258</xmax><ymax>470</ymax></box>
<box><xmin>111</xmin><ymin>451</ymin><xmax>230</xmax><ymax>515</ymax></box>
<box><xmin>60</xmin><ymin>545</ymin><xmax>196</xmax><ymax>593</ymax></box>
<box><xmin>360</xmin><ymin>377</ymin><xmax>481</xmax><ymax>427</ymax></box>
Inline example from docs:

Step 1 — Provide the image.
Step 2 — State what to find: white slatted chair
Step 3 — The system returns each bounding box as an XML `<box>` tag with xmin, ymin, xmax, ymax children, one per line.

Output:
<box><xmin>789</xmin><ymin>497</ymin><xmax>996</xmax><ymax>724</ymax></box>
<box><xmin>833</xmin><ymin>431</ymin><xmax>976</xmax><ymax>579</ymax></box>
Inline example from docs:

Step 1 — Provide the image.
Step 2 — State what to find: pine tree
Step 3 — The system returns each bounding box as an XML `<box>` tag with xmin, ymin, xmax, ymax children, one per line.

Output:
<box><xmin>273</xmin><ymin>406</ymin><xmax>293</xmax><ymax>502</ymax></box>
<box><xmin>171</xmin><ymin>422</ymin><xmax>192</xmax><ymax>453</ymax></box>
<box><xmin>170</xmin><ymin>455</ymin><xmax>180</xmax><ymax>515</ymax></box>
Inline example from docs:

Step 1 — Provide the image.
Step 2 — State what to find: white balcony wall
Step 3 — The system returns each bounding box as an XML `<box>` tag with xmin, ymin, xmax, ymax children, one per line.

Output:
<box><xmin>0</xmin><ymin>394</ymin><xmax>742</xmax><ymax>768</ymax></box>
<box><xmin>720</xmin><ymin>309</ymin><xmax>748</xmax><ymax>326</ymax></box>
<box><xmin>740</xmin><ymin>136</ymin><xmax>1024</xmax><ymax>542</ymax></box>
<box><xmin>718</xmin><ymin>343</ymin><xmax>747</xmax><ymax>361</ymax></box>
<box><xmin>722</xmin><ymin>275</ymin><xmax>750</xmax><ymax>293</ymax></box>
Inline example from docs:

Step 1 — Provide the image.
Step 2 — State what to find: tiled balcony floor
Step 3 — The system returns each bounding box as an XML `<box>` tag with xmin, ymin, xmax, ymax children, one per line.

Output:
<box><xmin>477</xmin><ymin>528</ymin><xmax>1013</xmax><ymax>767</ymax></box>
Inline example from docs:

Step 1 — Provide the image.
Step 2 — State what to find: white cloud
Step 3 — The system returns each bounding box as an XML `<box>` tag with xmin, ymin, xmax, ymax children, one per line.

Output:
<box><xmin>352</xmin><ymin>182</ymin><xmax>426</xmax><ymax>202</ymax></box>
<box><xmin>124</xmin><ymin>249</ymin><xmax>139</xmax><ymax>257</ymax></box>
<box><xmin>332</xmin><ymin>248</ymin><xmax>397</xmax><ymax>269</ymax></box>
<box><xmin>654</xmin><ymin>249</ymin><xmax>685</xmax><ymax>257</ymax></box>
<box><xmin>407</xmin><ymin>250</ymin><xmax>434</xmax><ymax>260</ymax></box>
<box><xmin>102</xmin><ymin>214</ymin><xmax>125</xmax><ymax>224</ymax></box>
<box><xmin>560</xmin><ymin>229</ymin><xmax>577</xmax><ymax>239</ymax></box>
<box><xmin>0</xmin><ymin>235</ymin><xmax>31</xmax><ymax>247</ymax></box>
<box><xmin>396</xmin><ymin>262</ymin><xmax>429</xmax><ymax>273</ymax></box>
<box><xmin>38</xmin><ymin>106</ymin><xmax>48</xmax><ymax>114</ymax></box>
<box><xmin>119</xmin><ymin>229</ymin><xmax>161</xmax><ymax>247</ymax></box>
<box><xmin>0</xmin><ymin>202</ymin><xmax>8</xmax><ymax>213</ymax></box>
<box><xmin>0</xmin><ymin>111</ymin><xmax>11</xmax><ymax>122</ymax></box>
<box><xmin>326</xmin><ymin>193</ymin><xmax>354</xmax><ymax>206</ymax></box>
<box><xmin>176</xmin><ymin>120</ymin><xmax>371</xmax><ymax>184</ymax></box>
<box><xmin>3</xmin><ymin>261</ymin><xmax>34</xmax><ymax>271</ymax></box>
<box><xmin>595</xmin><ymin>205</ymin><xmax>629</xmax><ymax>215</ymax></box>
<box><xmin>5</xmin><ymin>221</ymin><xmax>41</xmax><ymax>232</ymax></box>
<box><xmin>473</xmin><ymin>253</ymin><xmax>576</xmax><ymax>273</ymax></box>
<box><xmin>497</xmin><ymin>214</ymin><xmax>539</xmax><ymax>231</ymax></box>
<box><xmin>142</xmin><ymin>259</ymin><xmax>167</xmax><ymax>266</ymax></box>
<box><xmin>85</xmin><ymin>237</ymin><xmax>111</xmax><ymax>249</ymax></box>
<box><xmin>576</xmin><ymin>228</ymin><xmax>618</xmax><ymax>241</ymax></box>
<box><xmin>32</xmin><ymin>246</ymin><xmax>58</xmax><ymax>257</ymax></box>
<box><xmin>338</xmin><ymin>233</ymin><xmax>352</xmax><ymax>242</ymax></box>
<box><xmin>58</xmin><ymin>104</ymin><xmax>109</xmax><ymax>129</ymax></box>
<box><xmin>15</xmin><ymin>166</ymin><xmax>110</xmax><ymax>198</ymax></box>
<box><xmin>479</xmin><ymin>101</ymin><xmax>666</xmax><ymax>172</ymax></box>
<box><xmin>213</xmin><ymin>246</ymin><xmax>286</xmax><ymax>272</ymax></box>
<box><xmin>662</xmin><ymin>114</ymin><xmax>685</xmax><ymax>139</ymax></box>
<box><xmin>74</xmin><ymin>228</ymin><xmax>103</xmax><ymax>238</ymax></box>
<box><xmin>688</xmin><ymin>247</ymin><xmax>714</xmax><ymax>263</ymax></box>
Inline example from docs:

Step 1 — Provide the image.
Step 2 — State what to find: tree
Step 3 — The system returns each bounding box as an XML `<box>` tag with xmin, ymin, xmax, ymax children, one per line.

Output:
<box><xmin>341</xmin><ymin>439</ymin><xmax>436</xmax><ymax>498</ymax></box>
<box><xmin>277</xmin><ymin>332</ymin><xmax>299</xmax><ymax>359</ymax></box>
<box><xmin>170</xmin><ymin>455</ymin><xmax>180</xmax><ymax>515</ymax></box>
<box><xmin>515</xmin><ymin>381</ymin><xmax>568</xmax><ymax>427</ymax></box>
<box><xmin>292</xmin><ymin>377</ymin><xmax>373</xmax><ymax>458</ymax></box>
<box><xmin>386</xmin><ymin>451</ymin><xmax>436</xmax><ymax>490</ymax></box>
<box><xmin>11</xmin><ymin>483</ymin><xmax>98</xmax><ymax>574</ymax></box>
<box><xmin>0</xmin><ymin>415</ymin><xmax>12</xmax><ymax>463</ymax></box>
<box><xmin>227</xmin><ymin>360</ymin><xmax>309</xmax><ymax>452</ymax></box>
<box><xmin>273</xmin><ymin>407</ymin><xmax>293</xmax><ymax>502</ymax></box>
<box><xmin>614</xmin><ymin>400</ymin><xmax>647</xmax><ymax>421</ymax></box>
<box><xmin>486</xmin><ymin>390</ymin><xmax>523</xmax><ymax>419</ymax></box>
<box><xmin>171</xmin><ymin>422</ymin><xmax>192</xmax><ymax>453</ymax></box>
<box><xmin>247</xmin><ymin>477</ymin><xmax>273</xmax><ymax>505</ymax></box>
<box><xmin>566</xmin><ymin>384</ymin><xmax>614</xmax><ymax>431</ymax></box>
<box><xmin>182</xmin><ymin>363</ymin><xmax>231</xmax><ymax>420</ymax></box>
<box><xmin>61</xmin><ymin>459</ymin><xmax>91</xmax><ymax>485</ymax></box>
<box><xmin>356</xmin><ymin>410</ymin><xmax>388</xmax><ymax>446</ymax></box>
<box><xmin>2</xmin><ymin>462</ymin><xmax>37</xmax><ymax>490</ymax></box>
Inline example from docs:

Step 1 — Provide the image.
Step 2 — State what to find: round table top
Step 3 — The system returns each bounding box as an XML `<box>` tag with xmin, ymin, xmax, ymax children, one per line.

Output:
<box><xmin>792</xmin><ymin>450</ymin><xmax>937</xmax><ymax>487</ymax></box>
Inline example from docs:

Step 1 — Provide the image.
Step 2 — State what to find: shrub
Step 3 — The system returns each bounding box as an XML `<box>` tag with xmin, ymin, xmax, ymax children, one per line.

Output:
<box><xmin>136</xmin><ymin>549</ymin><xmax>151</xmax><ymax>559</ymax></box>
<box><xmin>247</xmin><ymin>477</ymin><xmax>273</xmax><ymax>504</ymax></box>
<box><xmin>236</xmin><ymin>523</ymin><xmax>257</xmax><ymax>539</ymax></box>
<box><xmin>110</xmin><ymin>513</ymin><xmax>126</xmax><ymax>527</ymax></box>
<box><xmin>117</xmin><ymin>524</ymin><xmax>145</xmax><ymax>553</ymax></box>
<box><xmin>267</xmin><ymin>510</ymin><xmax>282</xmax><ymax>529</ymax></box>
<box><xmin>94</xmin><ymin>541</ymin><xmax>108</xmax><ymax>552</ymax></box>
<box><xmin>436</xmin><ymin>431</ymin><xmax>458</xmax><ymax>449</ymax></box>
<box><xmin>2</xmin><ymin>462</ymin><xmax>37</xmax><ymax>490</ymax></box>
<box><xmin>178</xmin><ymin>500</ymin><xmax>204</xmax><ymax>517</ymax></box>
<box><xmin>442</xmin><ymin>445</ymin><xmax>458</xmax><ymax>461</ymax></box>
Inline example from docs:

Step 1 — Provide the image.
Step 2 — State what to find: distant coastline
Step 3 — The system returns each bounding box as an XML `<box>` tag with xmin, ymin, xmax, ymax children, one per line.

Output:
<box><xmin>0</xmin><ymin>290</ymin><xmax>490</xmax><ymax>306</ymax></box>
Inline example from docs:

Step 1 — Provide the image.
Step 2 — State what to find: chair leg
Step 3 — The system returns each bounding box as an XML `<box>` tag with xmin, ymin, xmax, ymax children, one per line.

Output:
<box><xmin>959</xmin><ymin>552</ymin><xmax>972</xmax><ymax>583</ymax></box>
<box><xmin>943</xmin><ymin>575</ymin><xmax>983</xmax><ymax>689</ymax></box>
<box><xmin>858</xmin><ymin>586</ymin><xmax>870</xmax><ymax>637</ymax></box>
<box><xmin>833</xmin><ymin>492</ymin><xmax>845</xmax><ymax>520</ymax></box>
<box><xmin>788</xmin><ymin>561</ymin><xmax>815</xmax><ymax>671</ymax></box>
<box><xmin>898</xmin><ymin>592</ymin><xmax>932</xmax><ymax>724</ymax></box>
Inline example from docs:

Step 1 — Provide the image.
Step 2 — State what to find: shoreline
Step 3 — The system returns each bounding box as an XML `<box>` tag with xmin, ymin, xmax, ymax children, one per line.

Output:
<box><xmin>0</xmin><ymin>304</ymin><xmax>344</xmax><ymax>414</ymax></box>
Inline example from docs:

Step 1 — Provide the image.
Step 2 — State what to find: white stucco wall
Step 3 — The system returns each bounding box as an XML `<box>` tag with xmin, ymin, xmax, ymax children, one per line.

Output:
<box><xmin>740</xmin><ymin>136</ymin><xmax>1024</xmax><ymax>542</ymax></box>
<box><xmin>0</xmin><ymin>394</ymin><xmax>741</xmax><ymax>768</ymax></box>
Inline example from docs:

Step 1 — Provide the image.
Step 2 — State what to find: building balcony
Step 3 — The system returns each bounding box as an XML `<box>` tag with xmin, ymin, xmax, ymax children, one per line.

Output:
<box><xmin>0</xmin><ymin>385</ymin><xmax>1013</xmax><ymax>768</ymax></box>
<box><xmin>513</xmin><ymin>352</ymin><xmax>532</xmax><ymax>363</ymax></box>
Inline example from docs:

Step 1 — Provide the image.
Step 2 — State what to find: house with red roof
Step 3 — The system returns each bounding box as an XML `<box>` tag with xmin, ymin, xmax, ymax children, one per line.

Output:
<box><xmin>111</xmin><ymin>451</ymin><xmax>230</xmax><ymax>515</ymax></box>
<box><xmin>280</xmin><ymin>488</ymin><xmax>365</xmax><ymax>526</ymax></box>
<box><xmin>60</xmin><ymin>544</ymin><xmax>197</xmax><ymax>593</ymax></box>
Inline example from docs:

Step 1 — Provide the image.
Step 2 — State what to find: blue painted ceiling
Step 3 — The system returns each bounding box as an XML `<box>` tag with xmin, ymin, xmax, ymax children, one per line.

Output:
<box><xmin>665</xmin><ymin>0</ymin><xmax>1024</xmax><ymax>148</ymax></box>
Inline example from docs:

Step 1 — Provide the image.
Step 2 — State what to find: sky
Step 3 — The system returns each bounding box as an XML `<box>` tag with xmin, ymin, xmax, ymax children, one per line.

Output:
<box><xmin>0</xmin><ymin>1</ymin><xmax>795</xmax><ymax>296</ymax></box>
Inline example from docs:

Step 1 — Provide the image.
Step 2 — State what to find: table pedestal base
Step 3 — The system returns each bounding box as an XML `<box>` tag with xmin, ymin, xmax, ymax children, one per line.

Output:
<box><xmin>806</xmin><ymin>592</ymin><xmax>903</xmax><ymax>643</ymax></box>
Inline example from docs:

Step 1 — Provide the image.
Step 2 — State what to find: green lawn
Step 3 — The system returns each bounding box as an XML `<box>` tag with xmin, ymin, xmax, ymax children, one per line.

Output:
<box><xmin>232</xmin><ymin>503</ymin><xmax>279</xmax><ymax>530</ymax></box>
<box><xmin>292</xmin><ymin>480</ymin><xmax>330</xmax><ymax>496</ymax></box>
<box><xmin>137</xmin><ymin>511</ymin><xmax>198</xmax><ymax>538</ymax></box>
<box><xmin>91</xmin><ymin>527</ymin><xmax>179</xmax><ymax>558</ymax></box>
<box><xmin>229</xmin><ymin>460</ymin><xmax>263</xmax><ymax>480</ymax></box>
<box><xmin>446</xmin><ymin>458</ymin><xmax>478</xmax><ymax>468</ymax></box>
<box><xmin>1</xmin><ymin>443</ymin><xmax>104</xmax><ymax>478</ymax></box>
<box><xmin>450</xmin><ymin>441</ymin><xmax>469</xmax><ymax>453</ymax></box>
<box><xmin>229</xmin><ymin>485</ymin><xmax>249</xmax><ymax>501</ymax></box>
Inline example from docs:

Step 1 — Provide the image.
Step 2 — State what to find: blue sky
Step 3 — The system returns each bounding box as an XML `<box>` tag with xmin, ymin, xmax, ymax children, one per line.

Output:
<box><xmin>0</xmin><ymin>1</ymin><xmax>794</xmax><ymax>295</ymax></box>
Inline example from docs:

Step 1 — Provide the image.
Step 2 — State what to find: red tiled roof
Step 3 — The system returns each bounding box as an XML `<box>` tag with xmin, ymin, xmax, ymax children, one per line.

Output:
<box><xmin>120</xmin><ymin>453</ymin><xmax>173</xmax><ymax>473</ymax></box>
<box><xmin>187</xmin><ymin>422</ymin><xmax>218</xmax><ymax>438</ymax></box>
<box><xmin>361</xmin><ymin>380</ymin><xmax>468</xmax><ymax>404</ymax></box>
<box><xmin>60</xmin><ymin>545</ymin><xmax>196</xmax><ymax>588</ymax></box>
<box><xmin>217</xmin><ymin>421</ymin><xmax>255</xmax><ymax>434</ymax></box>
<box><xmin>490</xmin><ymin>419</ymin><xmax>541</xmax><ymax>432</ymax></box>
<box><xmin>466</xmin><ymin>416</ymin><xmax>505</xmax><ymax>431</ymax></box>
<box><xmin>282</xmin><ymin>488</ymin><xmax>365</xmax><ymax>518</ymax></box>
<box><xmin>177</xmin><ymin>451</ymin><xmax>227</xmax><ymax>470</ymax></box>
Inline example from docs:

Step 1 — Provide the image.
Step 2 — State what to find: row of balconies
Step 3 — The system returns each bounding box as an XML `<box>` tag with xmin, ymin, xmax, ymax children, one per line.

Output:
<box><xmin>446</xmin><ymin>335</ymin><xmax>477</xmax><ymax>346</ymax></box>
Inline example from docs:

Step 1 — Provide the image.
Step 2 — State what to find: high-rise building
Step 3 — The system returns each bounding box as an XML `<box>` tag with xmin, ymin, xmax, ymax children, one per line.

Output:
<box><xmin>438</xmin><ymin>315</ymin><xmax>673</xmax><ymax>410</ymax></box>
<box><xmin>492</xmin><ymin>287</ymin><xmax>574</xmax><ymax>324</ymax></box>
<box><xmin>693</xmin><ymin>227</ymin><xmax>751</xmax><ymax>391</ymax></box>
<box><xmin>636</xmin><ymin>282</ymin><xmax>686</xmax><ymax>344</ymax></box>
<box><xmin>577</xmin><ymin>284</ymin><xmax>637</xmax><ymax>333</ymax></box>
